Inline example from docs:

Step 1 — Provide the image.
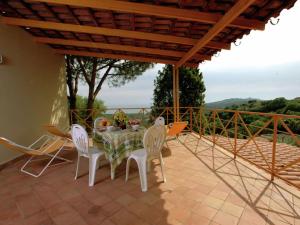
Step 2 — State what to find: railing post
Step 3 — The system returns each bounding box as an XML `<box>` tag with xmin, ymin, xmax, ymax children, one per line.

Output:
<box><xmin>213</xmin><ymin>110</ymin><xmax>216</xmax><ymax>145</ymax></box>
<box><xmin>234</xmin><ymin>111</ymin><xmax>238</xmax><ymax>159</ymax></box>
<box><xmin>166</xmin><ymin>107</ymin><xmax>169</xmax><ymax>125</ymax></box>
<box><xmin>172</xmin><ymin>66</ymin><xmax>177</xmax><ymax>122</ymax></box>
<box><xmin>189</xmin><ymin>107</ymin><xmax>193</xmax><ymax>132</ymax></box>
<box><xmin>271</xmin><ymin>115</ymin><xmax>278</xmax><ymax>181</ymax></box>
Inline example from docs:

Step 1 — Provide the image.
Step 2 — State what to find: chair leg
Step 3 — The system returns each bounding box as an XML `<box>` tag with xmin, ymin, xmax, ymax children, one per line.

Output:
<box><xmin>147</xmin><ymin>160</ymin><xmax>151</xmax><ymax>173</ymax></box>
<box><xmin>137</xmin><ymin>157</ymin><xmax>147</xmax><ymax>192</ymax></box>
<box><xmin>96</xmin><ymin>158</ymin><xmax>101</xmax><ymax>170</ymax></box>
<box><xmin>20</xmin><ymin>156</ymin><xmax>36</xmax><ymax>177</ymax></box>
<box><xmin>110</xmin><ymin>163</ymin><xmax>116</xmax><ymax>180</ymax></box>
<box><xmin>74</xmin><ymin>154</ymin><xmax>81</xmax><ymax>180</ymax></box>
<box><xmin>21</xmin><ymin>146</ymin><xmax>67</xmax><ymax>178</ymax></box>
<box><xmin>89</xmin><ymin>155</ymin><xmax>100</xmax><ymax>187</ymax></box>
<box><xmin>125</xmin><ymin>158</ymin><xmax>131</xmax><ymax>182</ymax></box>
<box><xmin>159</xmin><ymin>153</ymin><xmax>166</xmax><ymax>183</ymax></box>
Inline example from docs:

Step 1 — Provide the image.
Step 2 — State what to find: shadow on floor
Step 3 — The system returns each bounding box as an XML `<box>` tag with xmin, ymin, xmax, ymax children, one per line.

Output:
<box><xmin>180</xmin><ymin>133</ymin><xmax>300</xmax><ymax>225</ymax></box>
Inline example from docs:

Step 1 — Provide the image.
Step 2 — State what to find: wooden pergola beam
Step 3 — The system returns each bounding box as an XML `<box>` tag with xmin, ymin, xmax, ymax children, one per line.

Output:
<box><xmin>29</xmin><ymin>0</ymin><xmax>265</xmax><ymax>30</ymax></box>
<box><xmin>176</xmin><ymin>0</ymin><xmax>256</xmax><ymax>68</ymax></box>
<box><xmin>54</xmin><ymin>49</ymin><xmax>198</xmax><ymax>68</ymax></box>
<box><xmin>34</xmin><ymin>37</ymin><xmax>211</xmax><ymax>61</ymax></box>
<box><xmin>0</xmin><ymin>17</ymin><xmax>231</xmax><ymax>50</ymax></box>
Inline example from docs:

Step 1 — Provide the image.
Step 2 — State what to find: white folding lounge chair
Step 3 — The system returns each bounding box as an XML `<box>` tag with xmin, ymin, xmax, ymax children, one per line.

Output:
<box><xmin>0</xmin><ymin>135</ymin><xmax>72</xmax><ymax>177</ymax></box>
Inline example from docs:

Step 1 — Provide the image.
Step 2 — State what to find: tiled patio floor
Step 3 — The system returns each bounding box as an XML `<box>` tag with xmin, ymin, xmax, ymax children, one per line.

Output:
<box><xmin>1</xmin><ymin>134</ymin><xmax>300</xmax><ymax>225</ymax></box>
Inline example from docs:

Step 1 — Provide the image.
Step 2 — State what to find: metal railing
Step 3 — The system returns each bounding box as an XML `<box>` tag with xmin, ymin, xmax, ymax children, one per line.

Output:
<box><xmin>70</xmin><ymin>107</ymin><xmax>300</xmax><ymax>188</ymax></box>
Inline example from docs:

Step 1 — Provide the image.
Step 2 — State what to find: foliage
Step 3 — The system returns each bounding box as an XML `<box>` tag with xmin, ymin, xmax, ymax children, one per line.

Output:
<box><xmin>222</xmin><ymin>97</ymin><xmax>300</xmax><ymax>143</ymax></box>
<box><xmin>75</xmin><ymin>95</ymin><xmax>106</xmax><ymax>120</ymax></box>
<box><xmin>66</xmin><ymin>56</ymin><xmax>153</xmax><ymax>130</ymax></box>
<box><xmin>113</xmin><ymin>110</ymin><xmax>128</xmax><ymax>125</ymax></box>
<box><xmin>76</xmin><ymin>95</ymin><xmax>106</xmax><ymax>110</ymax></box>
<box><xmin>206</xmin><ymin>98</ymin><xmax>256</xmax><ymax>109</ymax></box>
<box><xmin>152</xmin><ymin>65</ymin><xmax>206</xmax><ymax>108</ymax></box>
<box><xmin>224</xmin><ymin>97</ymin><xmax>300</xmax><ymax>115</ymax></box>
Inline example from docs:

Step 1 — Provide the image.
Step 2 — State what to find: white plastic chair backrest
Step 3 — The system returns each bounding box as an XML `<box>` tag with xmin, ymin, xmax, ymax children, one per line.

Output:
<box><xmin>155</xmin><ymin>117</ymin><xmax>165</xmax><ymax>126</ymax></box>
<box><xmin>94</xmin><ymin>117</ymin><xmax>106</xmax><ymax>130</ymax></box>
<box><xmin>143</xmin><ymin>125</ymin><xmax>166</xmax><ymax>157</ymax></box>
<box><xmin>71</xmin><ymin>124</ymin><xmax>89</xmax><ymax>155</ymax></box>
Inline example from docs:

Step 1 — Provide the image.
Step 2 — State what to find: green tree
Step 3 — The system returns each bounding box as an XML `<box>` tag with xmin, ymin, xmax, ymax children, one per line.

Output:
<box><xmin>152</xmin><ymin>65</ymin><xmax>206</xmax><ymax>108</ymax></box>
<box><xmin>70</xmin><ymin>56</ymin><xmax>153</xmax><ymax>130</ymax></box>
<box><xmin>75</xmin><ymin>95</ymin><xmax>106</xmax><ymax>121</ymax></box>
<box><xmin>76</xmin><ymin>58</ymin><xmax>152</xmax><ymax>111</ymax></box>
<box><xmin>261</xmin><ymin>97</ymin><xmax>287</xmax><ymax>112</ymax></box>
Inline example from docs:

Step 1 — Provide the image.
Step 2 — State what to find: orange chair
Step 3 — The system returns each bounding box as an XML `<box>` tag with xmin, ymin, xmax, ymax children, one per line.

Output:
<box><xmin>167</xmin><ymin>121</ymin><xmax>188</xmax><ymax>137</ymax></box>
<box><xmin>165</xmin><ymin>121</ymin><xmax>188</xmax><ymax>149</ymax></box>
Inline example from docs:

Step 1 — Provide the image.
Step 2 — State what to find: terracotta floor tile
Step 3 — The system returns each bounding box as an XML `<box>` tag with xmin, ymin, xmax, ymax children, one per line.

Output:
<box><xmin>33</xmin><ymin>183</ymin><xmax>62</xmax><ymax>208</ymax></box>
<box><xmin>209</xmin><ymin>221</ymin><xmax>221</xmax><ymax>225</ymax></box>
<box><xmin>267</xmin><ymin>212</ymin><xmax>294</xmax><ymax>225</ymax></box>
<box><xmin>66</xmin><ymin>195</ymin><xmax>107</xmax><ymax>225</ymax></box>
<box><xmin>23</xmin><ymin>211</ymin><xmax>54</xmax><ymax>225</ymax></box>
<box><xmin>212</xmin><ymin>211</ymin><xmax>240</xmax><ymax>225</ymax></box>
<box><xmin>220</xmin><ymin>202</ymin><xmax>245</xmax><ymax>218</ymax></box>
<box><xmin>209</xmin><ymin>189</ymin><xmax>230</xmax><ymax>201</ymax></box>
<box><xmin>225</xmin><ymin>192</ymin><xmax>247</xmax><ymax>207</ymax></box>
<box><xmin>109</xmin><ymin>209</ymin><xmax>148</xmax><ymax>225</ymax></box>
<box><xmin>156</xmin><ymin>217</ymin><xmax>183</xmax><ymax>225</ymax></box>
<box><xmin>238</xmin><ymin>207</ymin><xmax>267</xmax><ymax>225</ymax></box>
<box><xmin>1</xmin><ymin>136</ymin><xmax>300</xmax><ymax>225</ymax></box>
<box><xmin>90</xmin><ymin>194</ymin><xmax>113</xmax><ymax>206</ymax></box>
<box><xmin>100</xmin><ymin>219</ymin><xmax>116</xmax><ymax>225</ymax></box>
<box><xmin>0</xmin><ymin>205</ymin><xmax>22</xmax><ymax>223</ymax></box>
<box><xmin>15</xmin><ymin>193</ymin><xmax>44</xmax><ymax>218</ymax></box>
<box><xmin>139</xmin><ymin>192</ymin><xmax>160</xmax><ymax>205</ymax></box>
<box><xmin>193</xmin><ymin>203</ymin><xmax>218</xmax><ymax>220</ymax></box>
<box><xmin>203</xmin><ymin>196</ymin><xmax>225</xmax><ymax>210</ymax></box>
<box><xmin>185</xmin><ymin>212</ymin><xmax>211</xmax><ymax>225</ymax></box>
<box><xmin>167</xmin><ymin>206</ymin><xmax>192</xmax><ymax>224</ymax></box>
<box><xmin>184</xmin><ymin>189</ymin><xmax>207</xmax><ymax>202</ymax></box>
<box><xmin>116</xmin><ymin>194</ymin><xmax>137</xmax><ymax>206</ymax></box>
<box><xmin>101</xmin><ymin>201</ymin><xmax>122</xmax><ymax>217</ymax></box>
<box><xmin>47</xmin><ymin>202</ymin><xmax>87</xmax><ymax>225</ymax></box>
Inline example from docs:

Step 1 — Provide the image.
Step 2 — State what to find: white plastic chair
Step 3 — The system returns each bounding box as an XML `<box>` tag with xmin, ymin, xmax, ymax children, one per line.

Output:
<box><xmin>155</xmin><ymin>116</ymin><xmax>165</xmax><ymax>126</ymax></box>
<box><xmin>71</xmin><ymin>124</ymin><xmax>104</xmax><ymax>187</ymax></box>
<box><xmin>125</xmin><ymin>125</ymin><xmax>166</xmax><ymax>192</ymax></box>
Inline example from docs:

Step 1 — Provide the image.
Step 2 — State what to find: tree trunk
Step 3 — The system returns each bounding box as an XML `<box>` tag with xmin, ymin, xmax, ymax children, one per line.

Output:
<box><xmin>86</xmin><ymin>90</ymin><xmax>95</xmax><ymax>133</ymax></box>
<box><xmin>66</xmin><ymin>55</ymin><xmax>78</xmax><ymax>124</ymax></box>
<box><xmin>85</xmin><ymin>58</ymin><xmax>97</xmax><ymax>133</ymax></box>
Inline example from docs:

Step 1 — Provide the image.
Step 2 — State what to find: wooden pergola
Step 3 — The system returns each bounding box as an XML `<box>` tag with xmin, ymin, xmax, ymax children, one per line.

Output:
<box><xmin>0</xmin><ymin>0</ymin><xmax>296</xmax><ymax>121</ymax></box>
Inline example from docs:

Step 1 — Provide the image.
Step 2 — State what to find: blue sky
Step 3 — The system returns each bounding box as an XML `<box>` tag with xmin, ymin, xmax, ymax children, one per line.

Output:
<box><xmin>78</xmin><ymin>1</ymin><xmax>300</xmax><ymax>107</ymax></box>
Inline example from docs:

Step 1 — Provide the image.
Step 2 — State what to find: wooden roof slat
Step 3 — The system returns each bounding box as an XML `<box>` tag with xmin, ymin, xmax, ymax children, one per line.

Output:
<box><xmin>1</xmin><ymin>0</ymin><xmax>295</xmax><ymax>66</ymax></box>
<box><xmin>34</xmin><ymin>37</ymin><xmax>211</xmax><ymax>61</ymax></box>
<box><xmin>54</xmin><ymin>49</ymin><xmax>198</xmax><ymax>68</ymax></box>
<box><xmin>176</xmin><ymin>0</ymin><xmax>256</xmax><ymax>68</ymax></box>
<box><xmin>29</xmin><ymin>0</ymin><xmax>265</xmax><ymax>30</ymax></box>
<box><xmin>1</xmin><ymin>17</ymin><xmax>231</xmax><ymax>50</ymax></box>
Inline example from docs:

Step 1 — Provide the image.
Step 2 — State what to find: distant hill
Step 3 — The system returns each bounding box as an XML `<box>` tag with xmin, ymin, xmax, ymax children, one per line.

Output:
<box><xmin>224</xmin><ymin>97</ymin><xmax>300</xmax><ymax>115</ymax></box>
<box><xmin>205</xmin><ymin>98</ymin><xmax>257</xmax><ymax>109</ymax></box>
